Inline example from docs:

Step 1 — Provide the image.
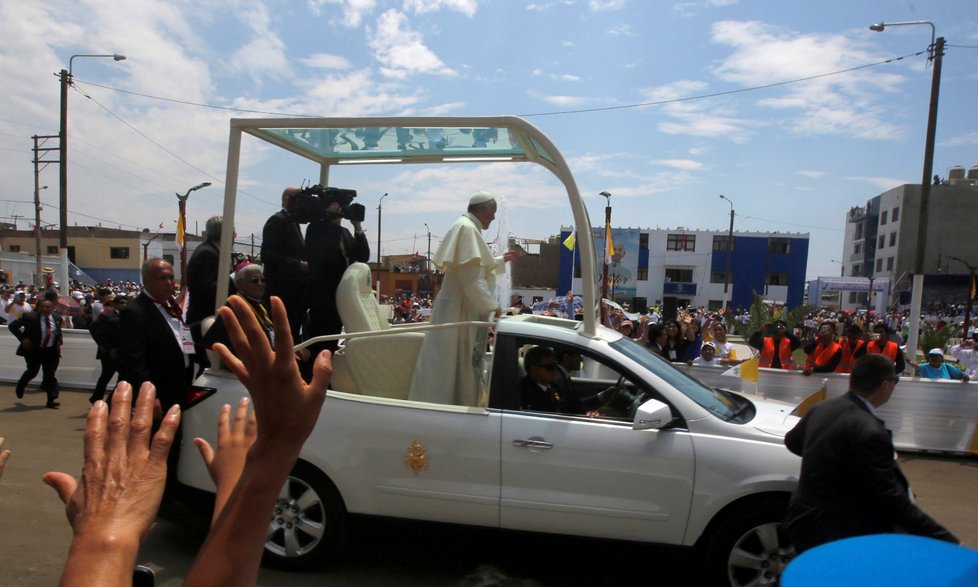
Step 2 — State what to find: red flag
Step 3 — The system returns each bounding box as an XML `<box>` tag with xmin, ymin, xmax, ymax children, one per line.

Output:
<box><xmin>159</xmin><ymin>222</ymin><xmax>164</xmax><ymax>229</ymax></box>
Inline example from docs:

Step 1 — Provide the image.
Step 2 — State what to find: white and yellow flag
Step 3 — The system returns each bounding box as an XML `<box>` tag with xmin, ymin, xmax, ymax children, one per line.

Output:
<box><xmin>721</xmin><ymin>357</ymin><xmax>759</xmax><ymax>383</ymax></box>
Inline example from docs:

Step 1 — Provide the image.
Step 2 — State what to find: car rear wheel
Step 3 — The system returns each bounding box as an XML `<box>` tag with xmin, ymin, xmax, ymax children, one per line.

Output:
<box><xmin>263</xmin><ymin>461</ymin><xmax>346</xmax><ymax>569</ymax></box>
<box><xmin>703</xmin><ymin>498</ymin><xmax>794</xmax><ymax>586</ymax></box>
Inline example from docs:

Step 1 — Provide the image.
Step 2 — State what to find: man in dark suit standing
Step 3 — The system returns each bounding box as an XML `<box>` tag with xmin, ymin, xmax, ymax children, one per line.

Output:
<box><xmin>9</xmin><ymin>298</ymin><xmax>63</xmax><ymax>408</ymax></box>
<box><xmin>88</xmin><ymin>294</ymin><xmax>127</xmax><ymax>404</ymax></box>
<box><xmin>261</xmin><ymin>187</ymin><xmax>309</xmax><ymax>337</ymax></box>
<box><xmin>782</xmin><ymin>354</ymin><xmax>958</xmax><ymax>553</ymax></box>
<box><xmin>119</xmin><ymin>258</ymin><xmax>195</xmax><ymax>414</ymax></box>
<box><xmin>186</xmin><ymin>216</ymin><xmax>226</xmax><ymax>374</ymax></box>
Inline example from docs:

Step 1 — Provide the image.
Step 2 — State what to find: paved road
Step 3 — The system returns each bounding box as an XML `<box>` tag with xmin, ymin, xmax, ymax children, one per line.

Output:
<box><xmin>2</xmin><ymin>384</ymin><xmax>976</xmax><ymax>586</ymax></box>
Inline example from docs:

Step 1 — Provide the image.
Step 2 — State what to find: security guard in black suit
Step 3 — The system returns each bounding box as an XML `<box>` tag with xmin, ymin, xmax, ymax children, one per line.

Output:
<box><xmin>9</xmin><ymin>298</ymin><xmax>63</xmax><ymax>408</ymax></box>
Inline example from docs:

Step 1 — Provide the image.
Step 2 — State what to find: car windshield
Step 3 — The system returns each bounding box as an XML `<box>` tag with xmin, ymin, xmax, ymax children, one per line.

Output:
<box><xmin>610</xmin><ymin>336</ymin><xmax>740</xmax><ymax>421</ymax></box>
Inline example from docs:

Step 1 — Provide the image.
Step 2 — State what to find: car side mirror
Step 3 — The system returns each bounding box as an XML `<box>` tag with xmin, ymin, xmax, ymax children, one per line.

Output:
<box><xmin>633</xmin><ymin>398</ymin><xmax>677</xmax><ymax>431</ymax></box>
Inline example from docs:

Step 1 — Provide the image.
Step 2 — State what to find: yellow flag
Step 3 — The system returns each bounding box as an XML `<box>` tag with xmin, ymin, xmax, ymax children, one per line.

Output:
<box><xmin>739</xmin><ymin>357</ymin><xmax>759</xmax><ymax>382</ymax></box>
<box><xmin>604</xmin><ymin>222</ymin><xmax>613</xmax><ymax>265</ymax></box>
<box><xmin>563</xmin><ymin>232</ymin><xmax>576</xmax><ymax>251</ymax></box>
<box><xmin>176</xmin><ymin>215</ymin><xmax>185</xmax><ymax>248</ymax></box>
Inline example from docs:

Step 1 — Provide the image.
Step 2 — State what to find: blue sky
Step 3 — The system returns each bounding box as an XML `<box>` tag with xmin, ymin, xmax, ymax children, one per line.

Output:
<box><xmin>1</xmin><ymin>0</ymin><xmax>977</xmax><ymax>282</ymax></box>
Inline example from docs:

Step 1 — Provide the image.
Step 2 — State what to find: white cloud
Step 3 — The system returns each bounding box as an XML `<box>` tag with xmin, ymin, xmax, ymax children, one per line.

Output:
<box><xmin>368</xmin><ymin>9</ymin><xmax>457</xmax><ymax>79</ymax></box>
<box><xmin>229</xmin><ymin>4</ymin><xmax>292</xmax><ymax>84</ymax></box>
<box><xmin>640</xmin><ymin>80</ymin><xmax>756</xmax><ymax>143</ymax></box>
<box><xmin>588</xmin><ymin>0</ymin><xmax>626</xmax><ymax>11</ymax></box>
<box><xmin>555</xmin><ymin>73</ymin><xmax>581</xmax><ymax>82</ymax></box>
<box><xmin>844</xmin><ymin>176</ymin><xmax>910</xmax><ymax>190</ymax></box>
<box><xmin>607</xmin><ymin>24</ymin><xmax>634</xmax><ymax>37</ymax></box>
<box><xmin>941</xmin><ymin>132</ymin><xmax>978</xmax><ymax>147</ymax></box>
<box><xmin>797</xmin><ymin>170</ymin><xmax>825</xmax><ymax>178</ymax></box>
<box><xmin>652</xmin><ymin>159</ymin><xmax>705</xmax><ymax>171</ymax></box>
<box><xmin>539</xmin><ymin>94</ymin><xmax>593</xmax><ymax>107</ymax></box>
<box><xmin>709</xmin><ymin>20</ymin><xmax>906</xmax><ymax>140</ymax></box>
<box><xmin>300</xmin><ymin>53</ymin><xmax>352</xmax><ymax>70</ymax></box>
<box><xmin>403</xmin><ymin>0</ymin><xmax>478</xmax><ymax>17</ymax></box>
<box><xmin>307</xmin><ymin>0</ymin><xmax>377</xmax><ymax>27</ymax></box>
<box><xmin>707</xmin><ymin>0</ymin><xmax>738</xmax><ymax>6</ymax></box>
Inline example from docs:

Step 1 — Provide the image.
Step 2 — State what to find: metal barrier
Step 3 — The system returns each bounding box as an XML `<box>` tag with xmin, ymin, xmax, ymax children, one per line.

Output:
<box><xmin>678</xmin><ymin>364</ymin><xmax>978</xmax><ymax>456</ymax></box>
<box><xmin>2</xmin><ymin>328</ymin><xmax>975</xmax><ymax>455</ymax></box>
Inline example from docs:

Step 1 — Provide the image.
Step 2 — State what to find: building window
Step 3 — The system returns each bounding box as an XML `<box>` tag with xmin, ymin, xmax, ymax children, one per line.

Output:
<box><xmin>9</xmin><ymin>245</ymin><xmax>20</xmax><ymax>252</ymax></box>
<box><xmin>849</xmin><ymin>292</ymin><xmax>860</xmax><ymax>303</ymax></box>
<box><xmin>854</xmin><ymin>243</ymin><xmax>862</xmax><ymax>254</ymax></box>
<box><xmin>665</xmin><ymin>268</ymin><xmax>693</xmax><ymax>283</ymax></box>
<box><xmin>875</xmin><ymin>258</ymin><xmax>883</xmax><ymax>272</ymax></box>
<box><xmin>639</xmin><ymin>233</ymin><xmax>649</xmax><ymax>250</ymax></box>
<box><xmin>666</xmin><ymin>234</ymin><xmax>695</xmax><ymax>252</ymax></box>
<box><xmin>853</xmin><ymin>264</ymin><xmax>860</xmax><ymax>275</ymax></box>
<box><xmin>878</xmin><ymin>236</ymin><xmax>885</xmax><ymax>250</ymax></box>
<box><xmin>855</xmin><ymin>222</ymin><xmax>864</xmax><ymax>240</ymax></box>
<box><xmin>765</xmin><ymin>272</ymin><xmax>789</xmax><ymax>286</ymax></box>
<box><xmin>636</xmin><ymin>267</ymin><xmax>648</xmax><ymax>281</ymax></box>
<box><xmin>887</xmin><ymin>257</ymin><xmax>894</xmax><ymax>271</ymax></box>
<box><xmin>110</xmin><ymin>247</ymin><xmax>130</xmax><ymax>259</ymax></box>
<box><xmin>892</xmin><ymin>207</ymin><xmax>899</xmax><ymax>222</ymax></box>
<box><xmin>889</xmin><ymin>232</ymin><xmax>897</xmax><ymax>247</ymax></box>
<box><xmin>46</xmin><ymin>246</ymin><xmax>58</xmax><ymax>254</ymax></box>
<box><xmin>712</xmin><ymin>235</ymin><xmax>734</xmax><ymax>252</ymax></box>
<box><xmin>880</xmin><ymin>210</ymin><xmax>888</xmax><ymax>225</ymax></box>
<box><xmin>768</xmin><ymin>237</ymin><xmax>791</xmax><ymax>254</ymax></box>
<box><xmin>163</xmin><ymin>254</ymin><xmax>175</xmax><ymax>266</ymax></box>
<box><xmin>574</xmin><ymin>265</ymin><xmax>581</xmax><ymax>279</ymax></box>
<box><xmin>710</xmin><ymin>271</ymin><xmax>731</xmax><ymax>284</ymax></box>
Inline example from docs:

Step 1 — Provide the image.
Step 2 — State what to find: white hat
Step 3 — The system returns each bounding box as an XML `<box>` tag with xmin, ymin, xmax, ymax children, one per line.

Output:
<box><xmin>927</xmin><ymin>348</ymin><xmax>944</xmax><ymax>356</ymax></box>
<box><xmin>469</xmin><ymin>191</ymin><xmax>494</xmax><ymax>205</ymax></box>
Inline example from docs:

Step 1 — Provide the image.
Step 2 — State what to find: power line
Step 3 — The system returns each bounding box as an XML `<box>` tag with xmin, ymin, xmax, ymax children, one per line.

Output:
<box><xmin>72</xmin><ymin>49</ymin><xmax>929</xmax><ymax>120</ymax></box>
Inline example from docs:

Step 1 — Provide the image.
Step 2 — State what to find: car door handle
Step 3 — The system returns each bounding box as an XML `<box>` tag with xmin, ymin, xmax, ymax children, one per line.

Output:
<box><xmin>512</xmin><ymin>438</ymin><xmax>554</xmax><ymax>450</ymax></box>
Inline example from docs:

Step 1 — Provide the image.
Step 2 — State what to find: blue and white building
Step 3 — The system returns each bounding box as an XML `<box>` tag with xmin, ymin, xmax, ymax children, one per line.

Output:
<box><xmin>559</xmin><ymin>227</ymin><xmax>809</xmax><ymax>312</ymax></box>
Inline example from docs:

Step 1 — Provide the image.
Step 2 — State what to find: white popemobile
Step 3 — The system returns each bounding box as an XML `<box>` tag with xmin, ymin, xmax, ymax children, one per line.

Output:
<box><xmin>174</xmin><ymin>117</ymin><xmax>802</xmax><ymax>586</ymax></box>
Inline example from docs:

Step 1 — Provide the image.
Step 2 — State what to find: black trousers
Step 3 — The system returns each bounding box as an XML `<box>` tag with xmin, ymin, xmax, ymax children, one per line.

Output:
<box><xmin>92</xmin><ymin>356</ymin><xmax>117</xmax><ymax>402</ymax></box>
<box><xmin>16</xmin><ymin>347</ymin><xmax>60</xmax><ymax>401</ymax></box>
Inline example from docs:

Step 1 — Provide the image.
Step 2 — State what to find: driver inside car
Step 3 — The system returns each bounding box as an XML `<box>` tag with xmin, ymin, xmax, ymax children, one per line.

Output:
<box><xmin>521</xmin><ymin>346</ymin><xmax>601</xmax><ymax>417</ymax></box>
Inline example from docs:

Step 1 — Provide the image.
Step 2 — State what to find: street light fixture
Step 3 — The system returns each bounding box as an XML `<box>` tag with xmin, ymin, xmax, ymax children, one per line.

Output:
<box><xmin>869</xmin><ymin>20</ymin><xmax>944</xmax><ymax>362</ymax></box>
<box><xmin>58</xmin><ymin>52</ymin><xmax>126</xmax><ymax>290</ymax></box>
<box><xmin>376</xmin><ymin>192</ymin><xmax>388</xmax><ymax>289</ymax></box>
<box><xmin>719</xmin><ymin>194</ymin><xmax>735</xmax><ymax>312</ymax></box>
<box><xmin>176</xmin><ymin>181</ymin><xmax>212</xmax><ymax>289</ymax></box>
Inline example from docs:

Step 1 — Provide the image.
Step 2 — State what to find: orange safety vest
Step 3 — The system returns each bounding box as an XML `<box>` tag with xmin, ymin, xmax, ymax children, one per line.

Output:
<box><xmin>835</xmin><ymin>338</ymin><xmax>866</xmax><ymax>373</ymax></box>
<box><xmin>759</xmin><ymin>337</ymin><xmax>795</xmax><ymax>369</ymax></box>
<box><xmin>805</xmin><ymin>340</ymin><xmax>841</xmax><ymax>370</ymax></box>
<box><xmin>867</xmin><ymin>340</ymin><xmax>899</xmax><ymax>361</ymax></box>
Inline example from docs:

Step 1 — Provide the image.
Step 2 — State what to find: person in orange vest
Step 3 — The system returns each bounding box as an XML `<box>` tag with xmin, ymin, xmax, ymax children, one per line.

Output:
<box><xmin>835</xmin><ymin>322</ymin><xmax>868</xmax><ymax>374</ymax></box>
<box><xmin>803</xmin><ymin>322</ymin><xmax>843</xmax><ymax>375</ymax></box>
<box><xmin>749</xmin><ymin>320</ymin><xmax>801</xmax><ymax>370</ymax></box>
<box><xmin>866</xmin><ymin>322</ymin><xmax>906</xmax><ymax>375</ymax></box>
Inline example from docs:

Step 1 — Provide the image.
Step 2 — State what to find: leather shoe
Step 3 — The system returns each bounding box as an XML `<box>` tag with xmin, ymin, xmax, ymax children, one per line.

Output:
<box><xmin>46</xmin><ymin>400</ymin><xmax>60</xmax><ymax>409</ymax></box>
<box><xmin>15</xmin><ymin>388</ymin><xmax>24</xmax><ymax>399</ymax></box>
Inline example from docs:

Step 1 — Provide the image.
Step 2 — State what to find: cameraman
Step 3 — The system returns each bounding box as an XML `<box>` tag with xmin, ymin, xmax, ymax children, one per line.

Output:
<box><xmin>303</xmin><ymin>189</ymin><xmax>370</xmax><ymax>357</ymax></box>
<box><xmin>261</xmin><ymin>187</ymin><xmax>310</xmax><ymax>336</ymax></box>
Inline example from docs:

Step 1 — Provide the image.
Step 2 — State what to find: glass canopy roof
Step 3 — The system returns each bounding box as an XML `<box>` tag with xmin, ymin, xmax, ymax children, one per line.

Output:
<box><xmin>247</xmin><ymin>124</ymin><xmax>555</xmax><ymax>166</ymax></box>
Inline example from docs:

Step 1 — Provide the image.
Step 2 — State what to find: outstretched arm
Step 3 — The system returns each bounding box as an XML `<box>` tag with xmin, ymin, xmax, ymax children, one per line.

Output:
<box><xmin>184</xmin><ymin>295</ymin><xmax>332</xmax><ymax>587</ymax></box>
<box><xmin>43</xmin><ymin>383</ymin><xmax>181</xmax><ymax>587</ymax></box>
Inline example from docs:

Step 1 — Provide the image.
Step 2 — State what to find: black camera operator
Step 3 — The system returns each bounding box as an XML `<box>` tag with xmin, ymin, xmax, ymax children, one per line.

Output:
<box><xmin>299</xmin><ymin>185</ymin><xmax>370</xmax><ymax>360</ymax></box>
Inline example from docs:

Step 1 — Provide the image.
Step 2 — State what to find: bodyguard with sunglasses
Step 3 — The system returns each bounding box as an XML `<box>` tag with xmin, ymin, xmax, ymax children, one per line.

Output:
<box><xmin>781</xmin><ymin>354</ymin><xmax>958</xmax><ymax>554</ymax></box>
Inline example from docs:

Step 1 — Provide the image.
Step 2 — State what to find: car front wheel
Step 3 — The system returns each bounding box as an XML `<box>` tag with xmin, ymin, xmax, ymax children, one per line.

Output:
<box><xmin>263</xmin><ymin>461</ymin><xmax>346</xmax><ymax>569</ymax></box>
<box><xmin>703</xmin><ymin>498</ymin><xmax>794</xmax><ymax>586</ymax></box>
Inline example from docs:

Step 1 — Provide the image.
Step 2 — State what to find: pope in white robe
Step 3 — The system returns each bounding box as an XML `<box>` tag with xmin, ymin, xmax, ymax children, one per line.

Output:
<box><xmin>408</xmin><ymin>192</ymin><xmax>521</xmax><ymax>406</ymax></box>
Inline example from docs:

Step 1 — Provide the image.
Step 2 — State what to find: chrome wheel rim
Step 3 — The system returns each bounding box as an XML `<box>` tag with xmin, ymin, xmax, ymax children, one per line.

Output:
<box><xmin>727</xmin><ymin>521</ymin><xmax>794</xmax><ymax>586</ymax></box>
<box><xmin>265</xmin><ymin>475</ymin><xmax>326</xmax><ymax>558</ymax></box>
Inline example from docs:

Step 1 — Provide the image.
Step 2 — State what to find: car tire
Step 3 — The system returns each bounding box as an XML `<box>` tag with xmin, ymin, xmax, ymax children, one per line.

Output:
<box><xmin>262</xmin><ymin>461</ymin><xmax>347</xmax><ymax>570</ymax></box>
<box><xmin>702</xmin><ymin>497</ymin><xmax>794</xmax><ymax>587</ymax></box>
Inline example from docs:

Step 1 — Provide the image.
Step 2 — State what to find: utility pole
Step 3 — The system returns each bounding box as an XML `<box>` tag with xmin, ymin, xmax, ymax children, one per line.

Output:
<box><xmin>33</xmin><ymin>134</ymin><xmax>58</xmax><ymax>288</ymax></box>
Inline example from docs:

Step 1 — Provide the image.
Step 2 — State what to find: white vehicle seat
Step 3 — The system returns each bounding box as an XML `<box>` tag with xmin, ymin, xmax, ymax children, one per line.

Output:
<box><xmin>333</xmin><ymin>262</ymin><xmax>424</xmax><ymax>399</ymax></box>
<box><xmin>200</xmin><ymin>315</ymin><xmax>220</xmax><ymax>368</ymax></box>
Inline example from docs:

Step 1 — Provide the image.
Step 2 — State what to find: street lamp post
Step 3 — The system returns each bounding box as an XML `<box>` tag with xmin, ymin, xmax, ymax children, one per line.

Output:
<box><xmin>869</xmin><ymin>20</ymin><xmax>944</xmax><ymax>362</ymax></box>
<box><xmin>947</xmin><ymin>256</ymin><xmax>977</xmax><ymax>333</ymax></box>
<box><xmin>424</xmin><ymin>223</ymin><xmax>432</xmax><ymax>272</ymax></box>
<box><xmin>176</xmin><ymin>182</ymin><xmax>212</xmax><ymax>289</ymax></box>
<box><xmin>376</xmin><ymin>192</ymin><xmax>388</xmax><ymax>289</ymax></box>
<box><xmin>719</xmin><ymin>195</ymin><xmax>735</xmax><ymax>312</ymax></box>
<box><xmin>141</xmin><ymin>229</ymin><xmax>163</xmax><ymax>262</ymax></box>
<box><xmin>599</xmin><ymin>191</ymin><xmax>612</xmax><ymax>321</ymax></box>
<box><xmin>59</xmin><ymin>53</ymin><xmax>126</xmax><ymax>290</ymax></box>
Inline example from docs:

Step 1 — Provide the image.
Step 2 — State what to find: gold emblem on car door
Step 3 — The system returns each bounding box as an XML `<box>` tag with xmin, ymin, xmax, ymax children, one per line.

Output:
<box><xmin>405</xmin><ymin>440</ymin><xmax>429</xmax><ymax>475</ymax></box>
